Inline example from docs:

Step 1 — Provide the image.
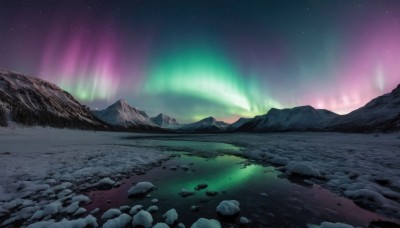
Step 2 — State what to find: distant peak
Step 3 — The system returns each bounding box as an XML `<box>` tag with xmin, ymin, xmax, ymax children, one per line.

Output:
<box><xmin>115</xmin><ymin>99</ymin><xmax>128</xmax><ymax>105</ymax></box>
<box><xmin>392</xmin><ymin>84</ymin><xmax>400</xmax><ymax>95</ymax></box>
<box><xmin>202</xmin><ymin>116</ymin><xmax>216</xmax><ymax>122</ymax></box>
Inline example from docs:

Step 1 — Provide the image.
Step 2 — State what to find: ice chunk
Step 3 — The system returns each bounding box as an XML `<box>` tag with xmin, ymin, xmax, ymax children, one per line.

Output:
<box><xmin>27</xmin><ymin>215</ymin><xmax>97</xmax><ymax>228</ymax></box>
<box><xmin>63</xmin><ymin>202</ymin><xmax>79</xmax><ymax>214</ymax></box>
<box><xmin>128</xmin><ymin>182</ymin><xmax>155</xmax><ymax>197</ymax></box>
<box><xmin>103</xmin><ymin>213</ymin><xmax>132</xmax><ymax>228</ymax></box>
<box><xmin>270</xmin><ymin>156</ymin><xmax>289</xmax><ymax>165</ymax></box>
<box><xmin>132</xmin><ymin>210</ymin><xmax>153</xmax><ymax>228</ymax></box>
<box><xmin>153</xmin><ymin>223</ymin><xmax>169</xmax><ymax>228</ymax></box>
<box><xmin>191</xmin><ymin>218</ymin><xmax>221</xmax><ymax>228</ymax></box>
<box><xmin>71</xmin><ymin>195</ymin><xmax>90</xmax><ymax>204</ymax></box>
<box><xmin>163</xmin><ymin>208</ymin><xmax>178</xmax><ymax>225</ymax></box>
<box><xmin>216</xmin><ymin>200</ymin><xmax>240</xmax><ymax>216</ymax></box>
<box><xmin>90</xmin><ymin>208</ymin><xmax>100</xmax><ymax>214</ymax></box>
<box><xmin>286</xmin><ymin>162</ymin><xmax>320</xmax><ymax>177</ymax></box>
<box><xmin>147</xmin><ymin>205</ymin><xmax>159</xmax><ymax>213</ymax></box>
<box><xmin>101</xmin><ymin>208</ymin><xmax>122</xmax><ymax>220</ymax></box>
<box><xmin>129</xmin><ymin>205</ymin><xmax>143</xmax><ymax>215</ymax></box>
<box><xmin>73</xmin><ymin>207</ymin><xmax>87</xmax><ymax>216</ymax></box>
<box><xmin>178</xmin><ymin>188</ymin><xmax>195</xmax><ymax>197</ymax></box>
<box><xmin>96</xmin><ymin>177</ymin><xmax>116</xmax><ymax>189</ymax></box>
<box><xmin>240</xmin><ymin>216</ymin><xmax>250</xmax><ymax>224</ymax></box>
<box><xmin>119</xmin><ymin>205</ymin><xmax>130</xmax><ymax>212</ymax></box>
<box><xmin>319</xmin><ymin>221</ymin><xmax>354</xmax><ymax>228</ymax></box>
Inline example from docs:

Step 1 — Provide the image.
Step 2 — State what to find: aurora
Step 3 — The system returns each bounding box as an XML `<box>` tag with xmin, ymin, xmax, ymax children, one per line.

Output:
<box><xmin>0</xmin><ymin>0</ymin><xmax>399</xmax><ymax>123</ymax></box>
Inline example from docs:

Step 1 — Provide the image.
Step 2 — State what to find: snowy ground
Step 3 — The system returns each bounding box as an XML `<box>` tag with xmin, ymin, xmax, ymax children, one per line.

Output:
<box><xmin>0</xmin><ymin>126</ymin><xmax>400</xmax><ymax>226</ymax></box>
<box><xmin>186</xmin><ymin>132</ymin><xmax>400</xmax><ymax>219</ymax></box>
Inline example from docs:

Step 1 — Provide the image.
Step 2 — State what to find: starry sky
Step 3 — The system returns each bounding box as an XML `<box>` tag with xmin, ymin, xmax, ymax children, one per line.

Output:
<box><xmin>1</xmin><ymin>0</ymin><xmax>399</xmax><ymax>123</ymax></box>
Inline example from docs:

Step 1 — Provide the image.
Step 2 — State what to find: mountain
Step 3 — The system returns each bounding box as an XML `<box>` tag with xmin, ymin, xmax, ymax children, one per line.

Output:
<box><xmin>227</xmin><ymin>117</ymin><xmax>251</xmax><ymax>130</ymax></box>
<box><xmin>151</xmin><ymin>113</ymin><xmax>180</xmax><ymax>128</ymax></box>
<box><xmin>0</xmin><ymin>69</ymin><xmax>106</xmax><ymax>129</ymax></box>
<box><xmin>176</xmin><ymin>117</ymin><xmax>229</xmax><ymax>132</ymax></box>
<box><xmin>327</xmin><ymin>85</ymin><xmax>400</xmax><ymax>132</ymax></box>
<box><xmin>237</xmin><ymin>106</ymin><xmax>338</xmax><ymax>132</ymax></box>
<box><xmin>92</xmin><ymin>99</ymin><xmax>158</xmax><ymax>130</ymax></box>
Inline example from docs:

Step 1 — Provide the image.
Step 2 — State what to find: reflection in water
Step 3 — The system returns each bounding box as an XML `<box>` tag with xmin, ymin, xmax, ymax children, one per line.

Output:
<box><xmin>86</xmin><ymin>140</ymin><xmax>399</xmax><ymax>227</ymax></box>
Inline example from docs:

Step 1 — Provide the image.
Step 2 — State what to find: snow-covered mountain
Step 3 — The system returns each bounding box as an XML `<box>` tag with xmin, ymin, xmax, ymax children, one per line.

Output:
<box><xmin>0</xmin><ymin>69</ymin><xmax>106</xmax><ymax>129</ymax></box>
<box><xmin>151</xmin><ymin>113</ymin><xmax>180</xmax><ymax>128</ymax></box>
<box><xmin>237</xmin><ymin>106</ymin><xmax>338</xmax><ymax>132</ymax></box>
<box><xmin>177</xmin><ymin>117</ymin><xmax>229</xmax><ymax>132</ymax></box>
<box><xmin>227</xmin><ymin>117</ymin><xmax>251</xmax><ymax>130</ymax></box>
<box><xmin>327</xmin><ymin>85</ymin><xmax>400</xmax><ymax>132</ymax></box>
<box><xmin>92</xmin><ymin>99</ymin><xmax>158</xmax><ymax>130</ymax></box>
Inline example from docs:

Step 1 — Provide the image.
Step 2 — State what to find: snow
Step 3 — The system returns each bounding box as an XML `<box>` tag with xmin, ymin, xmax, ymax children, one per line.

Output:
<box><xmin>240</xmin><ymin>216</ymin><xmax>250</xmax><ymax>224</ymax></box>
<box><xmin>151</xmin><ymin>113</ymin><xmax>180</xmax><ymax>128</ymax></box>
<box><xmin>237</xmin><ymin>106</ymin><xmax>338</xmax><ymax>132</ymax></box>
<box><xmin>190</xmin><ymin>218</ymin><xmax>221</xmax><ymax>228</ymax></box>
<box><xmin>96</xmin><ymin>177</ymin><xmax>116</xmax><ymax>188</ymax></box>
<box><xmin>163</xmin><ymin>208</ymin><xmax>178</xmax><ymax>225</ymax></box>
<box><xmin>1</xmin><ymin>126</ymin><xmax>400</xmax><ymax>225</ymax></box>
<box><xmin>92</xmin><ymin>99</ymin><xmax>157</xmax><ymax>128</ymax></box>
<box><xmin>132</xmin><ymin>210</ymin><xmax>153</xmax><ymax>228</ymax></box>
<box><xmin>216</xmin><ymin>200</ymin><xmax>240</xmax><ymax>216</ymax></box>
<box><xmin>147</xmin><ymin>205</ymin><xmax>159</xmax><ymax>213</ymax></box>
<box><xmin>153</xmin><ymin>222</ymin><xmax>170</xmax><ymax>228</ymax></box>
<box><xmin>319</xmin><ymin>221</ymin><xmax>354</xmax><ymax>228</ymax></box>
<box><xmin>101</xmin><ymin>208</ymin><xmax>122</xmax><ymax>220</ymax></box>
<box><xmin>103</xmin><ymin>213</ymin><xmax>132</xmax><ymax>228</ymax></box>
<box><xmin>0</xmin><ymin>127</ymin><xmax>168</xmax><ymax>226</ymax></box>
<box><xmin>129</xmin><ymin>205</ymin><xmax>143</xmax><ymax>215</ymax></box>
<box><xmin>128</xmin><ymin>182</ymin><xmax>155</xmax><ymax>197</ymax></box>
<box><xmin>286</xmin><ymin>161</ymin><xmax>321</xmax><ymax>177</ymax></box>
<box><xmin>177</xmin><ymin>117</ymin><xmax>229</xmax><ymax>132</ymax></box>
<box><xmin>27</xmin><ymin>215</ymin><xmax>98</xmax><ymax>228</ymax></box>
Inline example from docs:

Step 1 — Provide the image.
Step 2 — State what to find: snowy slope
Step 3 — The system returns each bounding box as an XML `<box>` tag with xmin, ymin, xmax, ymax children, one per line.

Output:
<box><xmin>151</xmin><ymin>113</ymin><xmax>180</xmax><ymax>128</ymax></box>
<box><xmin>0</xmin><ymin>69</ymin><xmax>106</xmax><ymax>129</ymax></box>
<box><xmin>237</xmin><ymin>106</ymin><xmax>338</xmax><ymax>132</ymax></box>
<box><xmin>92</xmin><ymin>99</ymin><xmax>158</xmax><ymax>129</ymax></box>
<box><xmin>227</xmin><ymin>117</ymin><xmax>251</xmax><ymax>130</ymax></box>
<box><xmin>327</xmin><ymin>84</ymin><xmax>400</xmax><ymax>132</ymax></box>
<box><xmin>177</xmin><ymin>117</ymin><xmax>229</xmax><ymax>132</ymax></box>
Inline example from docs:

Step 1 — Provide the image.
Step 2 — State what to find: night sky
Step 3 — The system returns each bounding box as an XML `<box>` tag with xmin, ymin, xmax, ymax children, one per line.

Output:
<box><xmin>1</xmin><ymin>0</ymin><xmax>399</xmax><ymax>123</ymax></box>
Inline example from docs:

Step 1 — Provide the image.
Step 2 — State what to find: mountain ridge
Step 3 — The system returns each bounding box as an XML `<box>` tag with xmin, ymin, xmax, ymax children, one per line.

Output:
<box><xmin>0</xmin><ymin>69</ymin><xmax>106</xmax><ymax>129</ymax></box>
<box><xmin>92</xmin><ymin>99</ymin><xmax>159</xmax><ymax>130</ymax></box>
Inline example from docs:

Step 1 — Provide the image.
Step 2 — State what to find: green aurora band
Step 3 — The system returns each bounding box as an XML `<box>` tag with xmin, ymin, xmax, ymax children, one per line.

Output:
<box><xmin>144</xmin><ymin>44</ymin><xmax>282</xmax><ymax>121</ymax></box>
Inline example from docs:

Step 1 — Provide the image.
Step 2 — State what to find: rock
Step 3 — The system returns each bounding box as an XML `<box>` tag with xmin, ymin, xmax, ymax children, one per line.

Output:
<box><xmin>240</xmin><ymin>216</ymin><xmax>250</xmax><ymax>225</ymax></box>
<box><xmin>147</xmin><ymin>205</ymin><xmax>159</xmax><ymax>213</ymax></box>
<box><xmin>195</xmin><ymin>183</ymin><xmax>208</xmax><ymax>191</ymax></box>
<box><xmin>153</xmin><ymin>223</ymin><xmax>169</xmax><ymax>228</ymax></box>
<box><xmin>205</xmin><ymin>191</ymin><xmax>218</xmax><ymax>197</ymax></box>
<box><xmin>132</xmin><ymin>210</ymin><xmax>153</xmax><ymax>228</ymax></box>
<box><xmin>103</xmin><ymin>213</ymin><xmax>132</xmax><ymax>228</ymax></box>
<box><xmin>97</xmin><ymin>177</ymin><xmax>116</xmax><ymax>189</ymax></box>
<box><xmin>191</xmin><ymin>218</ymin><xmax>221</xmax><ymax>228</ymax></box>
<box><xmin>101</xmin><ymin>208</ymin><xmax>122</xmax><ymax>220</ymax></box>
<box><xmin>129</xmin><ymin>205</ymin><xmax>143</xmax><ymax>215</ymax></box>
<box><xmin>178</xmin><ymin>188</ymin><xmax>195</xmax><ymax>197</ymax></box>
<box><xmin>119</xmin><ymin>205</ymin><xmax>130</xmax><ymax>213</ymax></box>
<box><xmin>163</xmin><ymin>208</ymin><xmax>178</xmax><ymax>225</ymax></box>
<box><xmin>190</xmin><ymin>205</ymin><xmax>200</xmax><ymax>212</ymax></box>
<box><xmin>128</xmin><ymin>182</ymin><xmax>155</xmax><ymax>197</ymax></box>
<box><xmin>216</xmin><ymin>200</ymin><xmax>240</xmax><ymax>216</ymax></box>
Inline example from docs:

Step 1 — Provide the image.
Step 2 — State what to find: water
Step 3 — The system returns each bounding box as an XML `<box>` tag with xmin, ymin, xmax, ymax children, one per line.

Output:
<box><xmin>86</xmin><ymin>139</ymin><xmax>399</xmax><ymax>227</ymax></box>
